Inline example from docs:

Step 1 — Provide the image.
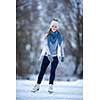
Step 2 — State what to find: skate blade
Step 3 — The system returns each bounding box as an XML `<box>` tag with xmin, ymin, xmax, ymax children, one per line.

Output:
<box><xmin>31</xmin><ymin>89</ymin><xmax>39</xmax><ymax>93</ymax></box>
<box><xmin>48</xmin><ymin>90</ymin><xmax>53</xmax><ymax>93</ymax></box>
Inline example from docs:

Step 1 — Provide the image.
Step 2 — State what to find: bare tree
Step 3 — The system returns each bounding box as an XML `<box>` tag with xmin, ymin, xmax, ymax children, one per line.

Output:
<box><xmin>63</xmin><ymin>0</ymin><xmax>83</xmax><ymax>77</ymax></box>
<box><xmin>16</xmin><ymin>0</ymin><xmax>34</xmax><ymax>76</ymax></box>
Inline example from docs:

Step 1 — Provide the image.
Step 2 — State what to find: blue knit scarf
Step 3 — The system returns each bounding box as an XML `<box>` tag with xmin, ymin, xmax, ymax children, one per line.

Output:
<box><xmin>47</xmin><ymin>31</ymin><xmax>62</xmax><ymax>49</ymax></box>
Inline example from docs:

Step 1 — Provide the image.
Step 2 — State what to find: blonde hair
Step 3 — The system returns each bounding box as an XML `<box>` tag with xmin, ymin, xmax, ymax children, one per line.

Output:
<box><xmin>44</xmin><ymin>29</ymin><xmax>52</xmax><ymax>39</ymax></box>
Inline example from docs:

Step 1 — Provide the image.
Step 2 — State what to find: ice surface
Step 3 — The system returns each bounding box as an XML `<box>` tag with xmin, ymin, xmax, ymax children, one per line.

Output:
<box><xmin>16</xmin><ymin>80</ymin><xmax>83</xmax><ymax>100</ymax></box>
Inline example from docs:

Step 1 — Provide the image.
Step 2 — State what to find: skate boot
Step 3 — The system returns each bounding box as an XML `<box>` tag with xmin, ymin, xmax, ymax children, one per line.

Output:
<box><xmin>48</xmin><ymin>84</ymin><xmax>53</xmax><ymax>93</ymax></box>
<box><xmin>31</xmin><ymin>84</ymin><xmax>40</xmax><ymax>93</ymax></box>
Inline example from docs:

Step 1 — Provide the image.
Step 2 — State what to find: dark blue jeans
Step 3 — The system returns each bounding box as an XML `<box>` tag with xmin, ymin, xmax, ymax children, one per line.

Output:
<box><xmin>37</xmin><ymin>56</ymin><xmax>58</xmax><ymax>85</ymax></box>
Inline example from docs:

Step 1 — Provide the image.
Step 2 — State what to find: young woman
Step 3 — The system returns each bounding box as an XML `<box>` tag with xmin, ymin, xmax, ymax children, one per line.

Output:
<box><xmin>32</xmin><ymin>19</ymin><xmax>64</xmax><ymax>93</ymax></box>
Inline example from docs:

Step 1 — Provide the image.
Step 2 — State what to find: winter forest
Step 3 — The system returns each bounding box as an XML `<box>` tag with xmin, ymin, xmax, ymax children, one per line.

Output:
<box><xmin>16</xmin><ymin>0</ymin><xmax>83</xmax><ymax>81</ymax></box>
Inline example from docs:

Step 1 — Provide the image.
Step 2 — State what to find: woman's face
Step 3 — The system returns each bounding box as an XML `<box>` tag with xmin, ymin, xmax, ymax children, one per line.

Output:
<box><xmin>51</xmin><ymin>25</ymin><xmax>57</xmax><ymax>32</ymax></box>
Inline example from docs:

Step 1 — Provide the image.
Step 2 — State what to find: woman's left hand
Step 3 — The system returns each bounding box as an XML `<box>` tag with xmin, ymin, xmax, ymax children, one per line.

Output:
<box><xmin>61</xmin><ymin>57</ymin><xmax>64</xmax><ymax>62</ymax></box>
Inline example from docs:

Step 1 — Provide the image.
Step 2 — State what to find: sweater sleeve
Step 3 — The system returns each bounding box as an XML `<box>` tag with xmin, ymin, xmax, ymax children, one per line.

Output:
<box><xmin>60</xmin><ymin>42</ymin><xmax>64</xmax><ymax>57</ymax></box>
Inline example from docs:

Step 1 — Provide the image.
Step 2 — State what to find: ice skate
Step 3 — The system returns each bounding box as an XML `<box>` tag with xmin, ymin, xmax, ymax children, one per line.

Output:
<box><xmin>48</xmin><ymin>84</ymin><xmax>53</xmax><ymax>93</ymax></box>
<box><xmin>31</xmin><ymin>84</ymin><xmax>40</xmax><ymax>93</ymax></box>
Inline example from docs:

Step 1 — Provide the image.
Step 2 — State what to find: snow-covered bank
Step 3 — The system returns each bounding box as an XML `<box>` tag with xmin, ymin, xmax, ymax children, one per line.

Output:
<box><xmin>17</xmin><ymin>74</ymin><xmax>82</xmax><ymax>81</ymax></box>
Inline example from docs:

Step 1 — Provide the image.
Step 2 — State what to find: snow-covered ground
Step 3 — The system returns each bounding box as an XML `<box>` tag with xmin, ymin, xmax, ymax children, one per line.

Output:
<box><xmin>16</xmin><ymin>79</ymin><xmax>83</xmax><ymax>100</ymax></box>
